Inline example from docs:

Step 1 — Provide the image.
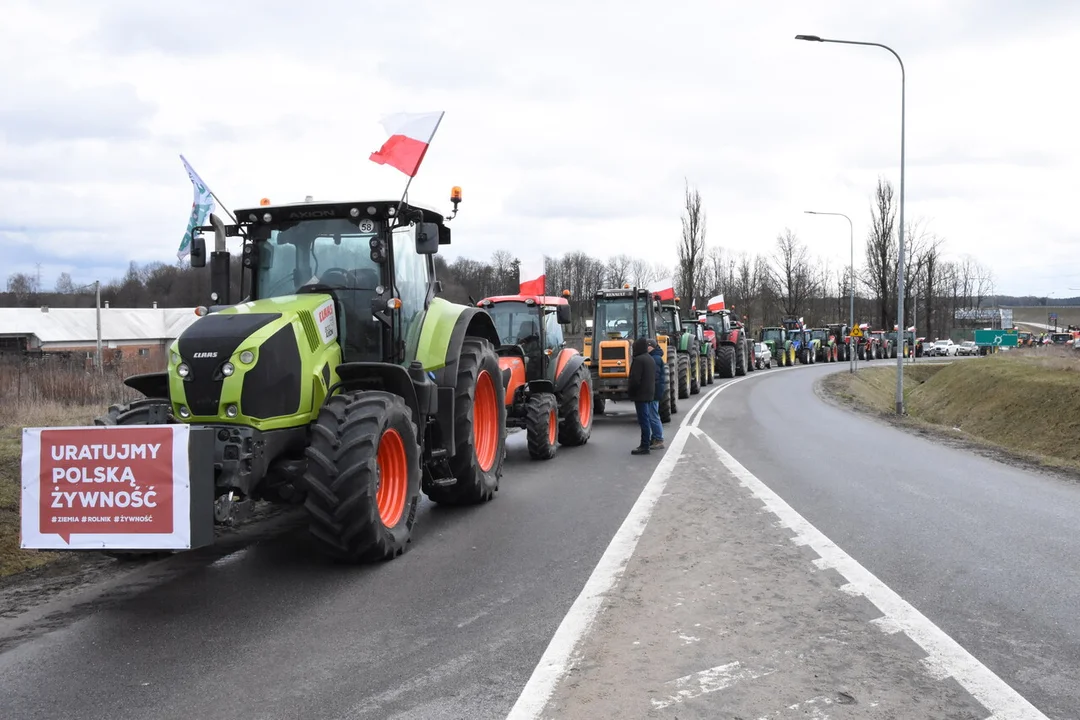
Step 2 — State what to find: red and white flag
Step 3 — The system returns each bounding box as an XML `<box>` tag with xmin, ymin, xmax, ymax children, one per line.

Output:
<box><xmin>368</xmin><ymin>111</ymin><xmax>445</xmax><ymax>177</ymax></box>
<box><xmin>648</xmin><ymin>277</ymin><xmax>675</xmax><ymax>302</ymax></box>
<box><xmin>519</xmin><ymin>258</ymin><xmax>545</xmax><ymax>296</ymax></box>
<box><xmin>707</xmin><ymin>293</ymin><xmax>725</xmax><ymax>311</ymax></box>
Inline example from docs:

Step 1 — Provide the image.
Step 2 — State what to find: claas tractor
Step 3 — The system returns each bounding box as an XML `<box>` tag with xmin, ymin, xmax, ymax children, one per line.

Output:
<box><xmin>686</xmin><ymin>315</ymin><xmax>715</xmax><ymax>387</ymax></box>
<box><xmin>828</xmin><ymin>323</ymin><xmax>851</xmax><ymax>361</ymax></box>
<box><xmin>700</xmin><ymin>308</ymin><xmax>751</xmax><ymax>378</ymax></box>
<box><xmin>476</xmin><ymin>291</ymin><xmax>592</xmax><ymax>460</ymax></box>
<box><xmin>759</xmin><ymin>326</ymin><xmax>793</xmax><ymax>367</ymax></box>
<box><xmin>810</xmin><ymin>327</ymin><xmax>838</xmax><ymax>362</ymax></box>
<box><xmin>782</xmin><ymin>317</ymin><xmax>817</xmax><ymax>364</ymax></box>
<box><xmin>96</xmin><ymin>193</ymin><xmax>509</xmax><ymax>564</ymax></box>
<box><xmin>658</xmin><ymin>298</ymin><xmax>701</xmax><ymax>399</ymax></box>
<box><xmin>583</xmin><ymin>286</ymin><xmax>676</xmax><ymax>423</ymax></box>
<box><xmin>885</xmin><ymin>328</ymin><xmax>913</xmax><ymax>358</ymax></box>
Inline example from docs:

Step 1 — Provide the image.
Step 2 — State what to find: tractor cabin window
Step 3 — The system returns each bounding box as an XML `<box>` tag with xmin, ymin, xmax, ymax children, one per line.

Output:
<box><xmin>391</xmin><ymin>223</ymin><xmax>429</xmax><ymax>359</ymax></box>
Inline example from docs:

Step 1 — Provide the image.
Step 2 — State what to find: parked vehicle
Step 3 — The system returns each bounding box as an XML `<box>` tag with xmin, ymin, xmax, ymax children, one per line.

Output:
<box><xmin>956</xmin><ymin>340</ymin><xmax>978</xmax><ymax>356</ymax></box>
<box><xmin>754</xmin><ymin>342</ymin><xmax>772</xmax><ymax>369</ymax></box>
<box><xmin>929</xmin><ymin>339</ymin><xmax>958</xmax><ymax>356</ymax></box>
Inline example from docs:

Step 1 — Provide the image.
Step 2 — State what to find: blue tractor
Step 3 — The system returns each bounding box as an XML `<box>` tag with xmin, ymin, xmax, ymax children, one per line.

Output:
<box><xmin>782</xmin><ymin>317</ymin><xmax>817</xmax><ymax>364</ymax></box>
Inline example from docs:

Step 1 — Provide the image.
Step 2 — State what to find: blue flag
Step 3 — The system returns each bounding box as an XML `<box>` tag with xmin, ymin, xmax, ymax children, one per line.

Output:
<box><xmin>177</xmin><ymin>154</ymin><xmax>216</xmax><ymax>261</ymax></box>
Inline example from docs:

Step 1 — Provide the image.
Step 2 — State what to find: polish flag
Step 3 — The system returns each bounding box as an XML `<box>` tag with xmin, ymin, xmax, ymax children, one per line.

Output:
<box><xmin>368</xmin><ymin>111</ymin><xmax>445</xmax><ymax>177</ymax></box>
<box><xmin>706</xmin><ymin>293</ymin><xmax>725</xmax><ymax>311</ymax></box>
<box><xmin>648</xmin><ymin>277</ymin><xmax>675</xmax><ymax>302</ymax></box>
<box><xmin>519</xmin><ymin>258</ymin><xmax>545</xmax><ymax>296</ymax></box>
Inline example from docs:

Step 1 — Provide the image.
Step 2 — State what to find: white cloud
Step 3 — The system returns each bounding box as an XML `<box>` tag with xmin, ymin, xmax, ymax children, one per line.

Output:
<box><xmin>1</xmin><ymin>0</ymin><xmax>1078</xmax><ymax>296</ymax></box>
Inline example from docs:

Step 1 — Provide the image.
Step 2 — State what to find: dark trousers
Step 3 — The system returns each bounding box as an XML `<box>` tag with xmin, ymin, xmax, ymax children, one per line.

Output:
<box><xmin>634</xmin><ymin>401</ymin><xmax>652</xmax><ymax>448</ymax></box>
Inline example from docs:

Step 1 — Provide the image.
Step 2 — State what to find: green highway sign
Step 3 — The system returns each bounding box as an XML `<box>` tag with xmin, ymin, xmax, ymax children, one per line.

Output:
<box><xmin>974</xmin><ymin>329</ymin><xmax>1018</xmax><ymax>346</ymax></box>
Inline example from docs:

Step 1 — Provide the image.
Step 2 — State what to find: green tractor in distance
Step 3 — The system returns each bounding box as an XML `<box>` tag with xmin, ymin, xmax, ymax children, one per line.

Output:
<box><xmin>96</xmin><ymin>192</ymin><xmax>508</xmax><ymax>564</ymax></box>
<box><xmin>810</xmin><ymin>327</ymin><xmax>838</xmax><ymax>362</ymax></box>
<box><xmin>759</xmin><ymin>325</ymin><xmax>793</xmax><ymax>367</ymax></box>
<box><xmin>658</xmin><ymin>299</ymin><xmax>701</xmax><ymax>399</ymax></box>
<box><xmin>685</xmin><ymin>314</ymin><xmax>715</xmax><ymax>387</ymax></box>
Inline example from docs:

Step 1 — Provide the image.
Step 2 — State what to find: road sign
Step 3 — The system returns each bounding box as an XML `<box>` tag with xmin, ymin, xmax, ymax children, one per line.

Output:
<box><xmin>974</xmin><ymin>329</ymin><xmax>1018</xmax><ymax>347</ymax></box>
<box><xmin>850</xmin><ymin>325</ymin><xmax>863</xmax><ymax>338</ymax></box>
<box><xmin>1050</xmin><ymin>313</ymin><xmax>1058</xmax><ymax>320</ymax></box>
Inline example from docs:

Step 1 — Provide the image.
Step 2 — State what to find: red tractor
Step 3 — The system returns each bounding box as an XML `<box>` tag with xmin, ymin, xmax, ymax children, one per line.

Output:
<box><xmin>699</xmin><ymin>308</ymin><xmax>752</xmax><ymax>378</ymax></box>
<box><xmin>477</xmin><ymin>292</ymin><xmax>593</xmax><ymax>460</ymax></box>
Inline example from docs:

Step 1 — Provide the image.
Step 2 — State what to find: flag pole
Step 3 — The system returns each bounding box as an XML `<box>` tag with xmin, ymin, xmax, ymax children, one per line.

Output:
<box><xmin>394</xmin><ymin>111</ymin><xmax>445</xmax><ymax>222</ymax></box>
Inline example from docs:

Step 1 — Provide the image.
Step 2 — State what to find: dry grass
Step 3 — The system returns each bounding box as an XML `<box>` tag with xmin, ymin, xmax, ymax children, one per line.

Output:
<box><xmin>825</xmin><ymin>353</ymin><xmax>1080</xmax><ymax>472</ymax></box>
<box><xmin>0</xmin><ymin>401</ymin><xmax>104</xmax><ymax>578</ymax></box>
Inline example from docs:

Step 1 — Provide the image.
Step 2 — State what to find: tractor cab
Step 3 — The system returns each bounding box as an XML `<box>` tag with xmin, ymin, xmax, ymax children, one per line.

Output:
<box><xmin>477</xmin><ymin>293</ymin><xmax>572</xmax><ymax>382</ymax></box>
<box><xmin>809</xmin><ymin>327</ymin><xmax>830</xmax><ymax>343</ymax></box>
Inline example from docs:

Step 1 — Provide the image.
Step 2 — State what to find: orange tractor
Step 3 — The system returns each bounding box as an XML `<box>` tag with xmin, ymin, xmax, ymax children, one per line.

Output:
<box><xmin>476</xmin><ymin>292</ymin><xmax>593</xmax><ymax>460</ymax></box>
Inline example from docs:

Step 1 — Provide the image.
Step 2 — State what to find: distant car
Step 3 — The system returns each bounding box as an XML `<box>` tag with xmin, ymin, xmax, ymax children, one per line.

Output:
<box><xmin>929</xmin><ymin>339</ymin><xmax>957</xmax><ymax>356</ymax></box>
<box><xmin>956</xmin><ymin>340</ymin><xmax>978</xmax><ymax>356</ymax></box>
<box><xmin>754</xmin><ymin>342</ymin><xmax>772</xmax><ymax>369</ymax></box>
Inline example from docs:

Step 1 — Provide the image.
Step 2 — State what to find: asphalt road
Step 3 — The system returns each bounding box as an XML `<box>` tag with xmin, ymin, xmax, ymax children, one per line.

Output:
<box><xmin>696</xmin><ymin>362</ymin><xmax>1080</xmax><ymax>719</ymax></box>
<box><xmin>0</xmin><ymin>392</ymin><xmax>708</xmax><ymax>720</ymax></box>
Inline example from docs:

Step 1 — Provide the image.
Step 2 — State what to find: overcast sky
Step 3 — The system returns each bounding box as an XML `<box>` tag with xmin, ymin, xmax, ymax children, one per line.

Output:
<box><xmin>2</xmin><ymin>0</ymin><xmax>1078</xmax><ymax>299</ymax></box>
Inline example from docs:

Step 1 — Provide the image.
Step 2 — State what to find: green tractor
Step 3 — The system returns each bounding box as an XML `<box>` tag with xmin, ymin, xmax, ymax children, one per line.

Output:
<box><xmin>759</xmin><ymin>325</ymin><xmax>794</xmax><ymax>367</ymax></box>
<box><xmin>96</xmin><ymin>193</ymin><xmax>508</xmax><ymax>564</ymax></box>
<box><xmin>685</xmin><ymin>315</ymin><xmax>715</xmax><ymax>387</ymax></box>
<box><xmin>658</xmin><ymin>300</ymin><xmax>702</xmax><ymax>398</ymax></box>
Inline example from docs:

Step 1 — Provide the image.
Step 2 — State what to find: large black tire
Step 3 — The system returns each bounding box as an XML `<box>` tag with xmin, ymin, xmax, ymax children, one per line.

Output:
<box><xmin>659</xmin><ymin>364</ymin><xmax>672</xmax><ymax>424</ymax></box>
<box><xmin>735</xmin><ymin>342</ymin><xmax>748</xmax><ymax>377</ymax></box>
<box><xmin>705</xmin><ymin>351</ymin><xmax>715</xmax><ymax>384</ymax></box>
<box><xmin>690</xmin><ymin>351</ymin><xmax>701</xmax><ymax>394</ymax></box>
<box><xmin>525</xmin><ymin>392</ymin><xmax>558</xmax><ymax>460</ymax></box>
<box><xmin>304</xmin><ymin>391</ymin><xmax>421</xmax><ymax>563</ymax></box>
<box><xmin>677</xmin><ymin>353</ymin><xmax>690</xmax><ymax>399</ymax></box>
<box><xmin>594</xmin><ymin>395</ymin><xmax>606</xmax><ymax>415</ymax></box>
<box><xmin>557</xmin><ymin>365</ymin><xmax>593</xmax><ymax>446</ymax></box>
<box><xmin>427</xmin><ymin>337</ymin><xmax>507</xmax><ymax>506</ymax></box>
<box><xmin>667</xmin><ymin>359</ymin><xmax>679</xmax><ymax>415</ymax></box>
<box><xmin>716</xmin><ymin>345</ymin><xmax>736</xmax><ymax>378</ymax></box>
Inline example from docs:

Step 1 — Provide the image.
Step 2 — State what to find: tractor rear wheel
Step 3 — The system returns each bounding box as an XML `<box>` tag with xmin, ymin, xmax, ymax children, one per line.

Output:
<box><xmin>690</xmin><ymin>352</ymin><xmax>701</xmax><ymax>395</ymax></box>
<box><xmin>677</xmin><ymin>353</ymin><xmax>690</xmax><ymax>399</ymax></box>
<box><xmin>735</xmin><ymin>342</ymin><xmax>748</xmax><ymax>377</ymax></box>
<box><xmin>705</xmin><ymin>352</ymin><xmax>715</xmax><ymax>384</ymax></box>
<box><xmin>659</xmin><ymin>364</ymin><xmax>673</xmax><ymax>424</ymax></box>
<box><xmin>428</xmin><ymin>337</ymin><xmax>507</xmax><ymax>506</ymax></box>
<box><xmin>525</xmin><ymin>392</ymin><xmax>558</xmax><ymax>460</ymax></box>
<box><xmin>716</xmin><ymin>345</ymin><xmax>736</xmax><ymax>378</ymax></box>
<box><xmin>304</xmin><ymin>391</ymin><xmax>421</xmax><ymax>563</ymax></box>
<box><xmin>557</xmin><ymin>365</ymin><xmax>592</xmax><ymax>446</ymax></box>
<box><xmin>668</xmin><ymin>358</ymin><xmax>679</xmax><ymax>415</ymax></box>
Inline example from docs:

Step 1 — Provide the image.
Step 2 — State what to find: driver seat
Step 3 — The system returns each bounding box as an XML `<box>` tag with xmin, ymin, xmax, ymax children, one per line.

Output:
<box><xmin>517</xmin><ymin>319</ymin><xmax>541</xmax><ymax>373</ymax></box>
<box><xmin>339</xmin><ymin>268</ymin><xmax>382</xmax><ymax>362</ymax></box>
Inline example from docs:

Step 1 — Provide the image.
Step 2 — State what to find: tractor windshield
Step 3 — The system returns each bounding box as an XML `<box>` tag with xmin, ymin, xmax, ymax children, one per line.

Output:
<box><xmin>257</xmin><ymin>219</ymin><xmax>382</xmax><ymax>298</ymax></box>
<box><xmin>810</xmin><ymin>329</ymin><xmax>828</xmax><ymax>341</ymax></box>
<box><xmin>487</xmin><ymin>301</ymin><xmax>541</xmax><ymax>346</ymax></box>
<box><xmin>703</xmin><ymin>313</ymin><xmax>729</xmax><ymax>337</ymax></box>
<box><xmin>594</xmin><ymin>297</ymin><xmax>648</xmax><ymax>339</ymax></box>
<box><xmin>657</xmin><ymin>308</ymin><xmax>681</xmax><ymax>336</ymax></box>
<box><xmin>761</xmin><ymin>328</ymin><xmax>783</xmax><ymax>343</ymax></box>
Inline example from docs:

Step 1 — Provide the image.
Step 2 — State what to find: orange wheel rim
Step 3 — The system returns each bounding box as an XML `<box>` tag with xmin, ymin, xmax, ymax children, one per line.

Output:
<box><xmin>579</xmin><ymin>380</ymin><xmax>592</xmax><ymax>427</ymax></box>
<box><xmin>473</xmin><ymin>369</ymin><xmax>499</xmax><ymax>472</ymax></box>
<box><xmin>547</xmin><ymin>407</ymin><xmax>557</xmax><ymax>446</ymax></box>
<box><xmin>376</xmin><ymin>428</ymin><xmax>408</xmax><ymax>527</ymax></box>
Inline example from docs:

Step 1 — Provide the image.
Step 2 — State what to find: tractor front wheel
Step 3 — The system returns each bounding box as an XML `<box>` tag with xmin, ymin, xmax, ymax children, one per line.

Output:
<box><xmin>735</xmin><ymin>343</ymin><xmax>748</xmax><ymax>377</ymax></box>
<box><xmin>706</xmin><ymin>352</ymin><xmax>715</xmax><ymax>384</ymax></box>
<box><xmin>690</xmin><ymin>352</ymin><xmax>701</xmax><ymax>395</ymax></box>
<box><xmin>716</xmin><ymin>345</ymin><xmax>736</xmax><ymax>378</ymax></box>
<box><xmin>428</xmin><ymin>337</ymin><xmax>507</xmax><ymax>506</ymax></box>
<box><xmin>557</xmin><ymin>365</ymin><xmax>592</xmax><ymax>446</ymax></box>
<box><xmin>668</xmin><ymin>359</ymin><xmax>679</xmax><ymax>415</ymax></box>
<box><xmin>659</xmin><ymin>364</ymin><xmax>673</xmax><ymax>424</ymax></box>
<box><xmin>525</xmin><ymin>393</ymin><xmax>558</xmax><ymax>460</ymax></box>
<box><xmin>304</xmin><ymin>391</ymin><xmax>421</xmax><ymax>563</ymax></box>
<box><xmin>677</xmin><ymin>353</ymin><xmax>690</xmax><ymax>399</ymax></box>
<box><xmin>594</xmin><ymin>395</ymin><xmax>606</xmax><ymax>416</ymax></box>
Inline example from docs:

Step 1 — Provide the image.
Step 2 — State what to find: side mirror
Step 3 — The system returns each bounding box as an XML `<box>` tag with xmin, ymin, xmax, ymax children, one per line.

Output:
<box><xmin>416</xmin><ymin>222</ymin><xmax>440</xmax><ymax>255</ymax></box>
<box><xmin>190</xmin><ymin>236</ymin><xmax>206</xmax><ymax>268</ymax></box>
<box><xmin>556</xmin><ymin>303</ymin><xmax>572</xmax><ymax>325</ymax></box>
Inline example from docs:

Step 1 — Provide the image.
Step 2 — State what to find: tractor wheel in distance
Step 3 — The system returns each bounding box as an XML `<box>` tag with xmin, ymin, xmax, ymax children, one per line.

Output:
<box><xmin>716</xmin><ymin>345</ymin><xmax>736</xmax><ymax>379</ymax></box>
<box><xmin>706</xmin><ymin>353</ymin><xmax>715</xmax><ymax>384</ymax></box>
<box><xmin>304</xmin><ymin>391</ymin><xmax>421</xmax><ymax>563</ymax></box>
<box><xmin>669</xmin><ymin>359</ymin><xmax>679</xmax><ymax>415</ymax></box>
<box><xmin>428</xmin><ymin>337</ymin><xmax>507</xmax><ymax>506</ymax></box>
<box><xmin>735</xmin><ymin>343</ymin><xmax>748</xmax><ymax>377</ymax></box>
<box><xmin>92</xmin><ymin>399</ymin><xmax>176</xmax><ymax>562</ymax></box>
<box><xmin>789</xmin><ymin>345</ymin><xmax>797</xmax><ymax>365</ymax></box>
<box><xmin>557</xmin><ymin>365</ymin><xmax>592</xmax><ymax>446</ymax></box>
<box><xmin>525</xmin><ymin>392</ymin><xmax>558</xmax><ymax>460</ymax></box>
<box><xmin>595</xmin><ymin>395</ymin><xmax>606</xmax><ymax>416</ymax></box>
<box><xmin>677</xmin><ymin>353</ymin><xmax>690</xmax><ymax>399</ymax></box>
<box><xmin>659</xmin><ymin>364</ymin><xmax>673</xmax><ymax>424</ymax></box>
<box><xmin>690</xmin><ymin>352</ymin><xmax>701</xmax><ymax>395</ymax></box>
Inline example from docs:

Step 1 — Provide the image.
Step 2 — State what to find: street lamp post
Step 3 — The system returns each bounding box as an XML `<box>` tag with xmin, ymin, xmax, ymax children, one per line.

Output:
<box><xmin>804</xmin><ymin>210</ymin><xmax>855</xmax><ymax>373</ymax></box>
<box><xmin>796</xmin><ymin>33</ymin><xmax>907</xmax><ymax>415</ymax></box>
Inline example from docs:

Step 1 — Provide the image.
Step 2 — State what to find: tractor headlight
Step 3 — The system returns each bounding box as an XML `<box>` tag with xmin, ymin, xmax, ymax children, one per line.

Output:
<box><xmin>177</xmin><ymin>363</ymin><xmax>190</xmax><ymax>378</ymax></box>
<box><xmin>239</xmin><ymin>350</ymin><xmax>255</xmax><ymax>364</ymax></box>
<box><xmin>178</xmin><ymin>405</ymin><xmax>191</xmax><ymax>418</ymax></box>
<box><xmin>171</xmin><ymin>352</ymin><xmax>180</xmax><ymax>365</ymax></box>
<box><xmin>221</xmin><ymin>362</ymin><xmax>235</xmax><ymax>377</ymax></box>
<box><xmin>225</xmin><ymin>404</ymin><xmax>239</xmax><ymax>418</ymax></box>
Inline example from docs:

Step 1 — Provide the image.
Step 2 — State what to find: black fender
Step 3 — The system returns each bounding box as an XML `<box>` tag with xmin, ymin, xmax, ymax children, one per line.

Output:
<box><xmin>123</xmin><ymin>372</ymin><xmax>170</xmax><ymax>400</ymax></box>
<box><xmin>526</xmin><ymin>379</ymin><xmax>555</xmax><ymax>395</ymax></box>
<box><xmin>331</xmin><ymin>362</ymin><xmax>423</xmax><ymax>436</ymax></box>
<box><xmin>433</xmin><ymin>307</ymin><xmax>500</xmax><ymax>389</ymax></box>
<box><xmin>554</xmin><ymin>353</ymin><xmax>586</xmax><ymax>394</ymax></box>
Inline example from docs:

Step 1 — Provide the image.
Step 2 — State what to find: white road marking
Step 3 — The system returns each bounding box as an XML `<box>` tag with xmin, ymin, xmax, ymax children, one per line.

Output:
<box><xmin>689</xmin><ymin>426</ymin><xmax>1050</xmax><ymax>720</ymax></box>
<box><xmin>505</xmin><ymin>380</ymin><xmax>737</xmax><ymax>719</ymax></box>
<box><xmin>650</xmin><ymin>661</ymin><xmax>777</xmax><ymax>710</ymax></box>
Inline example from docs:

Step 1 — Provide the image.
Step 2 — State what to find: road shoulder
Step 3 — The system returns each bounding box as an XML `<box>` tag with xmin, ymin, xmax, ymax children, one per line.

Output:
<box><xmin>535</xmin><ymin>429</ymin><xmax>992</xmax><ymax>719</ymax></box>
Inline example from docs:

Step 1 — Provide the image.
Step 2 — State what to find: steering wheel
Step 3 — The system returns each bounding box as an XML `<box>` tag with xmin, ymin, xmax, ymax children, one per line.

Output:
<box><xmin>318</xmin><ymin>267</ymin><xmax>354</xmax><ymax>287</ymax></box>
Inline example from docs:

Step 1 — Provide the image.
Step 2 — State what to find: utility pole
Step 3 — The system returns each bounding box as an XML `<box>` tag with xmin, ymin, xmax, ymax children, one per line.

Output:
<box><xmin>95</xmin><ymin>280</ymin><xmax>103</xmax><ymax>374</ymax></box>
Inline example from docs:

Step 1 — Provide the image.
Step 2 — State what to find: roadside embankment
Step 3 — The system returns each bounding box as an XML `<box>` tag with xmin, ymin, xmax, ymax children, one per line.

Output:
<box><xmin>820</xmin><ymin>351</ymin><xmax>1080</xmax><ymax>474</ymax></box>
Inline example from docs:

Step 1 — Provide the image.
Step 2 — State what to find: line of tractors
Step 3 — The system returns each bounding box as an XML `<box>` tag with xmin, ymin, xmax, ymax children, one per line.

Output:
<box><xmin>757</xmin><ymin>319</ymin><xmax>924</xmax><ymax>366</ymax></box>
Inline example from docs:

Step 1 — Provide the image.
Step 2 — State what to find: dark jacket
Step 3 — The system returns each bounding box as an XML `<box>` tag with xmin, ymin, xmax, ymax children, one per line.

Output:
<box><xmin>649</xmin><ymin>344</ymin><xmax>666</xmax><ymax>401</ymax></box>
<box><xmin>628</xmin><ymin>337</ymin><xmax>654</xmax><ymax>402</ymax></box>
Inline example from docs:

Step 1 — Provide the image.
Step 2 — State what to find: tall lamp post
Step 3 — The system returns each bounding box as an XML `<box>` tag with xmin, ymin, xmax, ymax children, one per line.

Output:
<box><xmin>804</xmin><ymin>210</ymin><xmax>855</xmax><ymax>373</ymax></box>
<box><xmin>796</xmin><ymin>33</ymin><xmax>907</xmax><ymax>415</ymax></box>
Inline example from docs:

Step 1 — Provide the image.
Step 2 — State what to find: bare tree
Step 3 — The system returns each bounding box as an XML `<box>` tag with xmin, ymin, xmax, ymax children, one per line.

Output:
<box><xmin>863</xmin><ymin>175</ymin><xmax>898</xmax><ymax>328</ymax></box>
<box><xmin>677</xmin><ymin>179</ymin><xmax>707</xmax><ymax>311</ymax></box>
<box><xmin>771</xmin><ymin>229</ymin><xmax>817</xmax><ymax>318</ymax></box>
<box><xmin>605</xmin><ymin>254</ymin><xmax>633</xmax><ymax>287</ymax></box>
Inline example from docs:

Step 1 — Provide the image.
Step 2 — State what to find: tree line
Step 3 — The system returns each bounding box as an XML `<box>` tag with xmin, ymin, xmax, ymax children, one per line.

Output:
<box><xmin>2</xmin><ymin>175</ymin><xmax>1072</xmax><ymax>340</ymax></box>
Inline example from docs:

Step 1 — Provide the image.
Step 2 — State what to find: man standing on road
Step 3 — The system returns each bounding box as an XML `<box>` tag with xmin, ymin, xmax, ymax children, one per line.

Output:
<box><xmin>628</xmin><ymin>336</ymin><xmax>655</xmax><ymax>455</ymax></box>
<box><xmin>647</xmin><ymin>338</ymin><xmax>665</xmax><ymax>450</ymax></box>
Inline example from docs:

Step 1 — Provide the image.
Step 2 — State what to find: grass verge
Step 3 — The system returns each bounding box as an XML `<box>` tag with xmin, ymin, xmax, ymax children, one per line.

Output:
<box><xmin>819</xmin><ymin>351</ymin><xmax>1080</xmax><ymax>476</ymax></box>
<box><xmin>0</xmin><ymin>402</ymin><xmax>102</xmax><ymax>578</ymax></box>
